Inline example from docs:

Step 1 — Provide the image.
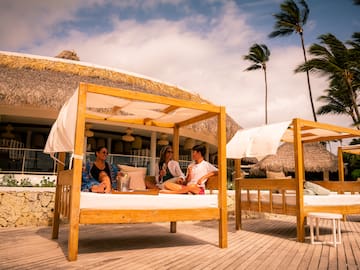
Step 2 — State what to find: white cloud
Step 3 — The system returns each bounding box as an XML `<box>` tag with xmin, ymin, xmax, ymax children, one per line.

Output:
<box><xmin>0</xmin><ymin>0</ymin><xmax>354</xmax><ymax>130</ymax></box>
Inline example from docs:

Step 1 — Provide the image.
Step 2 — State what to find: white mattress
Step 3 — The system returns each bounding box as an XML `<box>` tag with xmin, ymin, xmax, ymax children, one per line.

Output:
<box><xmin>80</xmin><ymin>192</ymin><xmax>218</xmax><ymax>210</ymax></box>
<box><xmin>241</xmin><ymin>190</ymin><xmax>360</xmax><ymax>207</ymax></box>
<box><xmin>304</xmin><ymin>194</ymin><xmax>360</xmax><ymax>206</ymax></box>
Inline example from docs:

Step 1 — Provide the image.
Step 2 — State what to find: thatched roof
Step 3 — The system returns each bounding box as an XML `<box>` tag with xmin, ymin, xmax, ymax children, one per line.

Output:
<box><xmin>250</xmin><ymin>142</ymin><xmax>338</xmax><ymax>173</ymax></box>
<box><xmin>55</xmin><ymin>50</ymin><xmax>80</xmax><ymax>61</ymax></box>
<box><xmin>0</xmin><ymin>51</ymin><xmax>240</xmax><ymax>142</ymax></box>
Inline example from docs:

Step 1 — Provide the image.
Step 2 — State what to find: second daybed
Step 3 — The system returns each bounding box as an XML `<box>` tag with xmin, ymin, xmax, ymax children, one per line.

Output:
<box><xmin>231</xmin><ymin>118</ymin><xmax>360</xmax><ymax>242</ymax></box>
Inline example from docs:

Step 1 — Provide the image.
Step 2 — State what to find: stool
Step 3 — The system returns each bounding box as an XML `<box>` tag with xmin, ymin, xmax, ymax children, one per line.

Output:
<box><xmin>308</xmin><ymin>212</ymin><xmax>342</xmax><ymax>247</ymax></box>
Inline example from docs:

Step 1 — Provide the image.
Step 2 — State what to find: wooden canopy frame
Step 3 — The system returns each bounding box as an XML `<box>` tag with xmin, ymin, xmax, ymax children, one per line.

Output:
<box><xmin>51</xmin><ymin>82</ymin><xmax>228</xmax><ymax>261</ymax></box>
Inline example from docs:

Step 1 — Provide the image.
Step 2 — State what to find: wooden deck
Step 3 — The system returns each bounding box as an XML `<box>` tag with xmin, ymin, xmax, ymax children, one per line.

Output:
<box><xmin>1</xmin><ymin>215</ymin><xmax>360</xmax><ymax>269</ymax></box>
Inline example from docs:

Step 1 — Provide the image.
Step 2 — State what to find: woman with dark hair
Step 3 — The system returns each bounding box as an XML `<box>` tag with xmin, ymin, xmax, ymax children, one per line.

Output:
<box><xmin>155</xmin><ymin>145</ymin><xmax>185</xmax><ymax>188</ymax></box>
<box><xmin>163</xmin><ymin>144</ymin><xmax>218</xmax><ymax>194</ymax></box>
<box><xmin>81</xmin><ymin>146</ymin><xmax>120</xmax><ymax>193</ymax></box>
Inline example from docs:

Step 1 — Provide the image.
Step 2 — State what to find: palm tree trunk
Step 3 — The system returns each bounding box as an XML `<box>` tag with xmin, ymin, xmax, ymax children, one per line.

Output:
<box><xmin>264</xmin><ymin>67</ymin><xmax>268</xmax><ymax>124</ymax></box>
<box><xmin>300</xmin><ymin>33</ymin><xmax>317</xmax><ymax>122</ymax></box>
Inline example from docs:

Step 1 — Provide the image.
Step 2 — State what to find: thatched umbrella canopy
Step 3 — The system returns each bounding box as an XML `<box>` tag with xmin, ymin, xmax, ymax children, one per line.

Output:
<box><xmin>55</xmin><ymin>50</ymin><xmax>80</xmax><ymax>61</ymax></box>
<box><xmin>250</xmin><ymin>142</ymin><xmax>338</xmax><ymax>175</ymax></box>
<box><xmin>0</xmin><ymin>51</ymin><xmax>240</xmax><ymax>147</ymax></box>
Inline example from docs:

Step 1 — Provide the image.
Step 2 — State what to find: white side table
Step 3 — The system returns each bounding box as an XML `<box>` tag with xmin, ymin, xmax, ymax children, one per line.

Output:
<box><xmin>308</xmin><ymin>212</ymin><xmax>342</xmax><ymax>247</ymax></box>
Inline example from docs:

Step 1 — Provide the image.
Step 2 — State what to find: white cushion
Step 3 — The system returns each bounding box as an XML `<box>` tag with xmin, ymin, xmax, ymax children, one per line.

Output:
<box><xmin>304</xmin><ymin>181</ymin><xmax>330</xmax><ymax>195</ymax></box>
<box><xmin>118</xmin><ymin>165</ymin><xmax>147</xmax><ymax>190</ymax></box>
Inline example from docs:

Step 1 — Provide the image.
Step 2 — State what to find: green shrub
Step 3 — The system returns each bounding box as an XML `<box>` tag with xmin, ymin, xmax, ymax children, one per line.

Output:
<box><xmin>40</xmin><ymin>176</ymin><xmax>55</xmax><ymax>187</ymax></box>
<box><xmin>1</xmin><ymin>174</ymin><xmax>19</xmax><ymax>186</ymax></box>
<box><xmin>0</xmin><ymin>174</ymin><xmax>55</xmax><ymax>187</ymax></box>
<box><xmin>351</xmin><ymin>169</ymin><xmax>360</xmax><ymax>180</ymax></box>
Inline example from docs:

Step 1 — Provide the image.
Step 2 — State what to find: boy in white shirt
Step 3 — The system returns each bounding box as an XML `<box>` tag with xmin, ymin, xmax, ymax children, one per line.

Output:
<box><xmin>162</xmin><ymin>144</ymin><xmax>218</xmax><ymax>194</ymax></box>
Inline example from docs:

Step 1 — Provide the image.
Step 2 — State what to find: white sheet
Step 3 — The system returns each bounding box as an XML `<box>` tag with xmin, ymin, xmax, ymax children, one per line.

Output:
<box><xmin>80</xmin><ymin>192</ymin><xmax>218</xmax><ymax>209</ymax></box>
<box><xmin>241</xmin><ymin>191</ymin><xmax>360</xmax><ymax>207</ymax></box>
<box><xmin>44</xmin><ymin>88</ymin><xmax>78</xmax><ymax>155</ymax></box>
<box><xmin>304</xmin><ymin>194</ymin><xmax>360</xmax><ymax>206</ymax></box>
<box><xmin>226</xmin><ymin>121</ymin><xmax>291</xmax><ymax>159</ymax></box>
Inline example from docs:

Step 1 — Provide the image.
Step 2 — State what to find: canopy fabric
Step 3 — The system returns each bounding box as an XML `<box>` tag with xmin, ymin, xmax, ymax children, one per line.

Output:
<box><xmin>44</xmin><ymin>88</ymin><xmax>78</xmax><ymax>154</ymax></box>
<box><xmin>44</xmin><ymin>83</ymin><xmax>221</xmax><ymax>155</ymax></box>
<box><xmin>227</xmin><ymin>118</ymin><xmax>360</xmax><ymax>160</ymax></box>
<box><xmin>226</xmin><ymin>121</ymin><xmax>291</xmax><ymax>159</ymax></box>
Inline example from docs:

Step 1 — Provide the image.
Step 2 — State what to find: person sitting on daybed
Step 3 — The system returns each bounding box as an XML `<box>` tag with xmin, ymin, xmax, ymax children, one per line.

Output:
<box><xmin>81</xmin><ymin>146</ymin><xmax>120</xmax><ymax>193</ymax></box>
<box><xmin>162</xmin><ymin>144</ymin><xmax>218</xmax><ymax>194</ymax></box>
<box><xmin>154</xmin><ymin>145</ymin><xmax>186</xmax><ymax>188</ymax></box>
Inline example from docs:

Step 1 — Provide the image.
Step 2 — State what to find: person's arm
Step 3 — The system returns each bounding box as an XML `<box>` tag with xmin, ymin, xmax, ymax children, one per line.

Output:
<box><xmin>109</xmin><ymin>163</ymin><xmax>120</xmax><ymax>189</ymax></box>
<box><xmin>81</xmin><ymin>161</ymin><xmax>98</xmax><ymax>191</ymax></box>
<box><xmin>196</xmin><ymin>170</ymin><xmax>218</xmax><ymax>185</ymax></box>
<box><xmin>155</xmin><ymin>163</ymin><xmax>161</xmax><ymax>184</ymax></box>
<box><xmin>185</xmin><ymin>163</ymin><xmax>194</xmax><ymax>183</ymax></box>
<box><xmin>168</xmin><ymin>160</ymin><xmax>186</xmax><ymax>180</ymax></box>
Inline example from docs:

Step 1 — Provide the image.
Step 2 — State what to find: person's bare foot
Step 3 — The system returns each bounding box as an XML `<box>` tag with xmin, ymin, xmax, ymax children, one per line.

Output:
<box><xmin>104</xmin><ymin>183</ymin><xmax>111</xmax><ymax>193</ymax></box>
<box><xmin>188</xmin><ymin>184</ymin><xmax>201</xmax><ymax>194</ymax></box>
<box><xmin>91</xmin><ymin>184</ymin><xmax>106</xmax><ymax>193</ymax></box>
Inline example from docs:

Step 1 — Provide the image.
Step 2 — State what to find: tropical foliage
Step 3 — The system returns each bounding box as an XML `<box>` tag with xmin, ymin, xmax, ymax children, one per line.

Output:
<box><xmin>243</xmin><ymin>44</ymin><xmax>271</xmax><ymax>124</ymax></box>
<box><xmin>295</xmin><ymin>33</ymin><xmax>360</xmax><ymax>128</ymax></box>
<box><xmin>269</xmin><ymin>0</ymin><xmax>317</xmax><ymax>121</ymax></box>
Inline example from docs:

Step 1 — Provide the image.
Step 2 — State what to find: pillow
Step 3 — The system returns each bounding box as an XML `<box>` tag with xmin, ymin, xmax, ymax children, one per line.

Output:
<box><xmin>118</xmin><ymin>165</ymin><xmax>147</xmax><ymax>190</ymax></box>
<box><xmin>303</xmin><ymin>188</ymin><xmax>316</xmax><ymax>195</ymax></box>
<box><xmin>127</xmin><ymin>170</ymin><xmax>146</xmax><ymax>190</ymax></box>
<box><xmin>118</xmin><ymin>164</ymin><xmax>147</xmax><ymax>173</ymax></box>
<box><xmin>304</xmin><ymin>181</ymin><xmax>330</xmax><ymax>195</ymax></box>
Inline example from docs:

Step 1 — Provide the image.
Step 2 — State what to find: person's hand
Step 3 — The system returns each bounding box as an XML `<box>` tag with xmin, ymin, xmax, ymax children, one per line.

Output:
<box><xmin>176</xmin><ymin>178</ymin><xmax>183</xmax><ymax>184</ymax></box>
<box><xmin>159</xmin><ymin>169</ymin><xmax>166</xmax><ymax>178</ymax></box>
<box><xmin>197</xmin><ymin>177</ymin><xmax>204</xmax><ymax>185</ymax></box>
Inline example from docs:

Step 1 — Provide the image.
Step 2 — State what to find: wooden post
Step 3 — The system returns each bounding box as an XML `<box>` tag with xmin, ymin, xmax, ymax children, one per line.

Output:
<box><xmin>52</xmin><ymin>152</ymin><xmax>66</xmax><ymax>239</ymax></box>
<box><xmin>218</xmin><ymin>106</ymin><xmax>228</xmax><ymax>248</ymax></box>
<box><xmin>169</xmin><ymin>125</ymin><xmax>180</xmax><ymax>233</ymax></box>
<box><xmin>173</xmin><ymin>125</ymin><xmax>180</xmax><ymax>161</ymax></box>
<box><xmin>234</xmin><ymin>159</ymin><xmax>241</xmax><ymax>178</ymax></box>
<box><xmin>68</xmin><ymin>85</ymin><xmax>87</xmax><ymax>261</ymax></box>
<box><xmin>338</xmin><ymin>147</ymin><xmax>345</xmax><ymax>183</ymax></box>
<box><xmin>293</xmin><ymin>119</ymin><xmax>305</xmax><ymax>242</ymax></box>
<box><xmin>234</xmin><ymin>158</ymin><xmax>242</xmax><ymax>230</ymax></box>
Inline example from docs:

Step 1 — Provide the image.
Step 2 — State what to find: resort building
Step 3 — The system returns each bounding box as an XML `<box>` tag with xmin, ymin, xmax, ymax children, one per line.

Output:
<box><xmin>0</xmin><ymin>51</ymin><xmax>239</xmax><ymax>184</ymax></box>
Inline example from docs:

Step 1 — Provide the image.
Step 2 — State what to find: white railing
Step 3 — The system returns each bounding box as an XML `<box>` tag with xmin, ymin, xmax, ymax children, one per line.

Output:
<box><xmin>0</xmin><ymin>146</ymin><xmax>192</xmax><ymax>175</ymax></box>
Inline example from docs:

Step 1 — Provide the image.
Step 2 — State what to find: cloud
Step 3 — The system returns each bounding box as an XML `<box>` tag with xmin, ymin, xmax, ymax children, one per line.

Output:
<box><xmin>0</xmin><ymin>0</ymin><xmax>76</xmax><ymax>49</ymax></box>
<box><xmin>0</xmin><ymin>0</ymin><xmax>354</xmax><ymax>130</ymax></box>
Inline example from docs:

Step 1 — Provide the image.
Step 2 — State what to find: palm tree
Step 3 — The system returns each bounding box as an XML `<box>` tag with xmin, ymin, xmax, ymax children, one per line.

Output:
<box><xmin>269</xmin><ymin>0</ymin><xmax>317</xmax><ymax>121</ymax></box>
<box><xmin>317</xmin><ymin>80</ymin><xmax>358</xmax><ymax>125</ymax></box>
<box><xmin>243</xmin><ymin>44</ymin><xmax>271</xmax><ymax>124</ymax></box>
<box><xmin>296</xmin><ymin>33</ymin><xmax>360</xmax><ymax>128</ymax></box>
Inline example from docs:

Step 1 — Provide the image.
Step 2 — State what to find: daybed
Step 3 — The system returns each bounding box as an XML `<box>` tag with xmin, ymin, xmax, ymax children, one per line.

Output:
<box><xmin>232</xmin><ymin>118</ymin><xmax>360</xmax><ymax>242</ymax></box>
<box><xmin>45</xmin><ymin>83</ymin><xmax>228</xmax><ymax>261</ymax></box>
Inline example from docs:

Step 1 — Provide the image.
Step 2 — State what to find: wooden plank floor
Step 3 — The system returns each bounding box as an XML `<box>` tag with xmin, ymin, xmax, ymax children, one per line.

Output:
<box><xmin>1</xmin><ymin>215</ymin><xmax>360</xmax><ymax>269</ymax></box>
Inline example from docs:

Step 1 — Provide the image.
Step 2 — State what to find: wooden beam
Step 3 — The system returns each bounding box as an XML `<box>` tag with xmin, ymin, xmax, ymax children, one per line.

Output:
<box><xmin>177</xmin><ymin>112</ymin><xmax>218</xmax><ymax>127</ymax></box>
<box><xmin>83</xmin><ymin>82</ymin><xmax>221</xmax><ymax>113</ymax></box>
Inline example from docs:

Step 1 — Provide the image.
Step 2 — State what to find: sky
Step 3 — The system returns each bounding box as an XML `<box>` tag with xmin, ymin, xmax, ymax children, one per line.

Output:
<box><xmin>0</xmin><ymin>0</ymin><xmax>359</xmax><ymax>129</ymax></box>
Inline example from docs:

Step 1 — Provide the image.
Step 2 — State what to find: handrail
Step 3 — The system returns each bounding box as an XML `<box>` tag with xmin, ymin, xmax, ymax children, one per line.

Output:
<box><xmin>0</xmin><ymin>146</ymin><xmax>193</xmax><ymax>175</ymax></box>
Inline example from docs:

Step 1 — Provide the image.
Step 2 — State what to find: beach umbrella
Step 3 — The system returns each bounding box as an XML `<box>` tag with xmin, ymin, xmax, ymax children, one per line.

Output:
<box><xmin>250</xmin><ymin>142</ymin><xmax>337</xmax><ymax>177</ymax></box>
